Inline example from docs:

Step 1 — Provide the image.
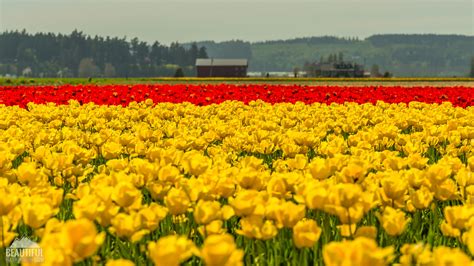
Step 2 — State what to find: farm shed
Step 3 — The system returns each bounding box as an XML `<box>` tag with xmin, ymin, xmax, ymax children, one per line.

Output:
<box><xmin>196</xmin><ymin>58</ymin><xmax>248</xmax><ymax>77</ymax></box>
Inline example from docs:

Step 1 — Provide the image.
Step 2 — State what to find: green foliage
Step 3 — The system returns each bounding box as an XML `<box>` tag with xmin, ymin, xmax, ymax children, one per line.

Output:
<box><xmin>104</xmin><ymin>63</ymin><xmax>117</xmax><ymax>78</ymax></box>
<box><xmin>247</xmin><ymin>35</ymin><xmax>474</xmax><ymax>76</ymax></box>
<box><xmin>470</xmin><ymin>57</ymin><xmax>474</xmax><ymax>78</ymax></box>
<box><xmin>2</xmin><ymin>32</ymin><xmax>473</xmax><ymax>78</ymax></box>
<box><xmin>12</xmin><ymin>151</ymin><xmax>29</xmax><ymax>169</ymax></box>
<box><xmin>189</xmin><ymin>40</ymin><xmax>252</xmax><ymax>60</ymax></box>
<box><xmin>0</xmin><ymin>30</ymin><xmax>208</xmax><ymax>78</ymax></box>
<box><xmin>174</xmin><ymin>67</ymin><xmax>185</xmax><ymax>77</ymax></box>
<box><xmin>78</xmin><ymin>58</ymin><xmax>100</xmax><ymax>78</ymax></box>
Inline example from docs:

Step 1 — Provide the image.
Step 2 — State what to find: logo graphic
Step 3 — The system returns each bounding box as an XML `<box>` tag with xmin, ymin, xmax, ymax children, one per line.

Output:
<box><xmin>5</xmin><ymin>237</ymin><xmax>44</xmax><ymax>264</ymax></box>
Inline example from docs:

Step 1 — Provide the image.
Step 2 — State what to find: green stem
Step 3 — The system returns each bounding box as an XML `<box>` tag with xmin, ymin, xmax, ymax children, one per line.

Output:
<box><xmin>346</xmin><ymin>208</ymin><xmax>353</xmax><ymax>239</ymax></box>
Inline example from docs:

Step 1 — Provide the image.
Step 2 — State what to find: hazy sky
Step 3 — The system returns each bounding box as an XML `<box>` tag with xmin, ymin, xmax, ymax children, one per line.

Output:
<box><xmin>1</xmin><ymin>0</ymin><xmax>473</xmax><ymax>44</ymax></box>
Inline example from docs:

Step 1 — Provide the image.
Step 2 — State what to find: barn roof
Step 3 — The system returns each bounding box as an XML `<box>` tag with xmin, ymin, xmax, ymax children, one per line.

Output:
<box><xmin>196</xmin><ymin>58</ymin><xmax>248</xmax><ymax>66</ymax></box>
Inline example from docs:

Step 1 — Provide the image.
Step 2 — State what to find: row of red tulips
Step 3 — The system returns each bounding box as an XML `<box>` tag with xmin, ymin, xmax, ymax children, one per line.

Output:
<box><xmin>0</xmin><ymin>84</ymin><xmax>473</xmax><ymax>107</ymax></box>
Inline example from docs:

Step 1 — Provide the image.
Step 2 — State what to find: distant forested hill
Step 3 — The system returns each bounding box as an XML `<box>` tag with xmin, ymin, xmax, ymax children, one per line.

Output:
<box><xmin>191</xmin><ymin>34</ymin><xmax>474</xmax><ymax>77</ymax></box>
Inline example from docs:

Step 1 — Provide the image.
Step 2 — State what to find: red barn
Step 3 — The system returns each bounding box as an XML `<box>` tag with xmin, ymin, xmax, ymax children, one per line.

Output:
<box><xmin>196</xmin><ymin>58</ymin><xmax>248</xmax><ymax>77</ymax></box>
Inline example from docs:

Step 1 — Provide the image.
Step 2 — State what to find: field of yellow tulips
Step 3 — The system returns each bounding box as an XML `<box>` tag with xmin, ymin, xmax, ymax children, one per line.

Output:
<box><xmin>1</xmin><ymin>98</ymin><xmax>474</xmax><ymax>265</ymax></box>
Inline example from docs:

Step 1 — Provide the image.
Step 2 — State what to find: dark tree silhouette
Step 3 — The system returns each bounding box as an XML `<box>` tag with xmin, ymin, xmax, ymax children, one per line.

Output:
<box><xmin>470</xmin><ymin>57</ymin><xmax>474</xmax><ymax>77</ymax></box>
<box><xmin>0</xmin><ymin>30</ymin><xmax>208</xmax><ymax>77</ymax></box>
<box><xmin>174</xmin><ymin>67</ymin><xmax>184</xmax><ymax>77</ymax></box>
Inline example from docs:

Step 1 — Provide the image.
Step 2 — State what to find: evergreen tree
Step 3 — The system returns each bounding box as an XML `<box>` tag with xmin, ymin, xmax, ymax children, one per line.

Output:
<box><xmin>383</xmin><ymin>71</ymin><xmax>392</xmax><ymax>78</ymax></box>
<box><xmin>338</xmin><ymin>52</ymin><xmax>344</xmax><ymax>63</ymax></box>
<box><xmin>327</xmin><ymin>54</ymin><xmax>333</xmax><ymax>63</ymax></box>
<box><xmin>470</xmin><ymin>57</ymin><xmax>474</xmax><ymax>77</ymax></box>
<box><xmin>198</xmin><ymin>47</ymin><xmax>208</xmax><ymax>59</ymax></box>
<box><xmin>174</xmin><ymin>67</ymin><xmax>184</xmax><ymax>77</ymax></box>
<box><xmin>293</xmin><ymin>67</ymin><xmax>300</xmax><ymax>78</ymax></box>
<box><xmin>189</xmin><ymin>43</ymin><xmax>199</xmax><ymax>65</ymax></box>
<box><xmin>150</xmin><ymin>41</ymin><xmax>164</xmax><ymax>65</ymax></box>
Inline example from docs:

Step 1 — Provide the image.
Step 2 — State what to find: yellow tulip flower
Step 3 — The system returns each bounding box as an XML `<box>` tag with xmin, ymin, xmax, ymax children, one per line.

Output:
<box><xmin>22</xmin><ymin>200</ymin><xmax>58</xmax><ymax>229</ymax></box>
<box><xmin>148</xmin><ymin>235</ymin><xmax>198</xmax><ymax>266</ymax></box>
<box><xmin>106</xmin><ymin>259</ymin><xmax>136</xmax><ymax>266</ymax></box>
<box><xmin>194</xmin><ymin>200</ymin><xmax>222</xmax><ymax>225</ymax></box>
<box><xmin>181</xmin><ymin>151</ymin><xmax>210</xmax><ymax>176</ymax></box>
<box><xmin>111</xmin><ymin>181</ymin><xmax>142</xmax><ymax>208</ymax></box>
<box><xmin>432</xmin><ymin>246</ymin><xmax>472</xmax><ymax>266</ymax></box>
<box><xmin>0</xmin><ymin>216</ymin><xmax>16</xmax><ymax>248</ymax></box>
<box><xmin>323</xmin><ymin>237</ymin><xmax>393</xmax><ymax>266</ymax></box>
<box><xmin>292</xmin><ymin>219</ymin><xmax>322</xmax><ymax>248</ymax></box>
<box><xmin>378</xmin><ymin>207</ymin><xmax>410</xmax><ymax>236</ymax></box>
<box><xmin>462</xmin><ymin>228</ymin><xmax>474</xmax><ymax>255</ymax></box>
<box><xmin>164</xmin><ymin>188</ymin><xmax>191</xmax><ymax>215</ymax></box>
<box><xmin>399</xmin><ymin>243</ymin><xmax>433</xmax><ymax>266</ymax></box>
<box><xmin>62</xmin><ymin>219</ymin><xmax>105</xmax><ymax>262</ymax></box>
<box><xmin>272</xmin><ymin>201</ymin><xmax>306</xmax><ymax>228</ymax></box>
<box><xmin>101</xmin><ymin>141</ymin><xmax>123</xmax><ymax>160</ymax></box>
<box><xmin>138</xmin><ymin>203</ymin><xmax>168</xmax><ymax>231</ymax></box>
<box><xmin>410</xmin><ymin>186</ymin><xmax>434</xmax><ymax>210</ymax></box>
<box><xmin>0</xmin><ymin>187</ymin><xmax>18</xmax><ymax>216</ymax></box>
<box><xmin>201</xmin><ymin>233</ymin><xmax>244</xmax><ymax>266</ymax></box>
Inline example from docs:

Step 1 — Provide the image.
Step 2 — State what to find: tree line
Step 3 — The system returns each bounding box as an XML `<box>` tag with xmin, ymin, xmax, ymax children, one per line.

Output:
<box><xmin>2</xmin><ymin>31</ymin><xmax>473</xmax><ymax>78</ymax></box>
<box><xmin>186</xmin><ymin>40</ymin><xmax>252</xmax><ymax>60</ymax></box>
<box><xmin>0</xmin><ymin>30</ymin><xmax>208</xmax><ymax>78</ymax></box>
<box><xmin>199</xmin><ymin>35</ymin><xmax>473</xmax><ymax>77</ymax></box>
